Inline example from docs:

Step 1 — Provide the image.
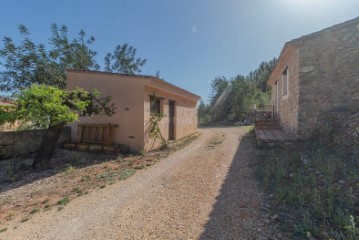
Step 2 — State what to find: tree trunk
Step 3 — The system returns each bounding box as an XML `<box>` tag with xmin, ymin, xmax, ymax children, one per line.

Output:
<box><xmin>32</xmin><ymin>123</ymin><xmax>64</xmax><ymax>169</ymax></box>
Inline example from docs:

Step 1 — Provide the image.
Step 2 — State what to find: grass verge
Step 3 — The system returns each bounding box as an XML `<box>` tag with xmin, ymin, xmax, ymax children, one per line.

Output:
<box><xmin>256</xmin><ymin>140</ymin><xmax>359</xmax><ymax>239</ymax></box>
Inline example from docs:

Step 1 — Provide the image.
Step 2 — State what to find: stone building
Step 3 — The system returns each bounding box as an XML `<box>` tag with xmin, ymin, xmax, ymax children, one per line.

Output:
<box><xmin>66</xmin><ymin>69</ymin><xmax>200</xmax><ymax>152</ymax></box>
<box><xmin>267</xmin><ymin>17</ymin><xmax>359</xmax><ymax>139</ymax></box>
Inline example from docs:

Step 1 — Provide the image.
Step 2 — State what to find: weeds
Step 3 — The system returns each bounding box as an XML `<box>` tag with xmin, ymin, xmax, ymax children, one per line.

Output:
<box><xmin>72</xmin><ymin>187</ymin><xmax>83</xmax><ymax>196</ymax></box>
<box><xmin>20</xmin><ymin>217</ymin><xmax>30</xmax><ymax>223</ymax></box>
<box><xmin>63</xmin><ymin>165</ymin><xmax>76</xmax><ymax>175</ymax></box>
<box><xmin>5</xmin><ymin>164</ymin><xmax>22</xmax><ymax>182</ymax></box>
<box><xmin>96</xmin><ymin>171</ymin><xmax>118</xmax><ymax>180</ymax></box>
<box><xmin>57</xmin><ymin>197</ymin><xmax>69</xmax><ymax>206</ymax></box>
<box><xmin>0</xmin><ymin>228</ymin><xmax>7</xmax><ymax>233</ymax></box>
<box><xmin>5</xmin><ymin>214</ymin><xmax>13</xmax><ymax>221</ymax></box>
<box><xmin>80</xmin><ymin>175</ymin><xmax>91</xmax><ymax>181</ymax></box>
<box><xmin>119</xmin><ymin>169</ymin><xmax>135</xmax><ymax>180</ymax></box>
<box><xmin>256</xmin><ymin>140</ymin><xmax>359</xmax><ymax>239</ymax></box>
<box><xmin>29</xmin><ymin>208</ymin><xmax>39</xmax><ymax>214</ymax></box>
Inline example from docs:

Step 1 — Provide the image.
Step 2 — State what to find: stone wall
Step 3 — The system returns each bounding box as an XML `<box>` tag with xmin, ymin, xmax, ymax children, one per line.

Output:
<box><xmin>314</xmin><ymin>111</ymin><xmax>359</xmax><ymax>157</ymax></box>
<box><xmin>271</xmin><ymin>48</ymin><xmax>300</xmax><ymax>137</ymax></box>
<box><xmin>297</xmin><ymin>21</ymin><xmax>359</xmax><ymax>138</ymax></box>
<box><xmin>0</xmin><ymin>127</ymin><xmax>71</xmax><ymax>160</ymax></box>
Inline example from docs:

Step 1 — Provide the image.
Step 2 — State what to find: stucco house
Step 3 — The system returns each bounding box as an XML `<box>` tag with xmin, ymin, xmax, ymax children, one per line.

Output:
<box><xmin>267</xmin><ymin>17</ymin><xmax>359</xmax><ymax>140</ymax></box>
<box><xmin>66</xmin><ymin>69</ymin><xmax>200</xmax><ymax>152</ymax></box>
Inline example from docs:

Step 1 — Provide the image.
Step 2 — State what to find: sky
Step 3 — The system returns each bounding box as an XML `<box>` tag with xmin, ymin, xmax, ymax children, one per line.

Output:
<box><xmin>0</xmin><ymin>0</ymin><xmax>358</xmax><ymax>101</ymax></box>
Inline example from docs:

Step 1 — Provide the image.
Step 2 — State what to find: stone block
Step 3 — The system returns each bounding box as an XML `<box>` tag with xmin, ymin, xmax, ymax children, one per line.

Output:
<box><xmin>64</xmin><ymin>143</ymin><xmax>76</xmax><ymax>150</ymax></box>
<box><xmin>88</xmin><ymin>145</ymin><xmax>103</xmax><ymax>152</ymax></box>
<box><xmin>76</xmin><ymin>144</ymin><xmax>89</xmax><ymax>151</ymax></box>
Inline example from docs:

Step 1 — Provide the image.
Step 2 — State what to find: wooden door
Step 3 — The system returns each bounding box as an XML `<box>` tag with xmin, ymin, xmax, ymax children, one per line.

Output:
<box><xmin>168</xmin><ymin>100</ymin><xmax>175</xmax><ymax>140</ymax></box>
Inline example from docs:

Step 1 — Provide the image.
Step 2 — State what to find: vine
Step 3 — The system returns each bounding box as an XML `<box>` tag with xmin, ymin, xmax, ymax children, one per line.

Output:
<box><xmin>148</xmin><ymin>94</ymin><xmax>167</xmax><ymax>149</ymax></box>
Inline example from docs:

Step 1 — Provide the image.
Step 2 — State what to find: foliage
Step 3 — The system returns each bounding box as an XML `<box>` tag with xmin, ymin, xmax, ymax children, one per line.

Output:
<box><xmin>104</xmin><ymin>43</ymin><xmax>147</xmax><ymax>74</ymax></box>
<box><xmin>0</xmin><ymin>24</ymin><xmax>99</xmax><ymax>92</ymax></box>
<box><xmin>197</xmin><ymin>100</ymin><xmax>212</xmax><ymax>126</ymax></box>
<box><xmin>0</xmin><ymin>24</ymin><xmax>147</xmax><ymax>93</ymax></box>
<box><xmin>0</xmin><ymin>84</ymin><xmax>115</xmax><ymax>129</ymax></box>
<box><xmin>148</xmin><ymin>94</ymin><xmax>167</xmax><ymax>149</ymax></box>
<box><xmin>256</xmin><ymin>141</ymin><xmax>359</xmax><ymax>239</ymax></box>
<box><xmin>0</xmin><ymin>84</ymin><xmax>115</xmax><ymax>169</ymax></box>
<box><xmin>200</xmin><ymin>58</ymin><xmax>277</xmax><ymax>125</ymax></box>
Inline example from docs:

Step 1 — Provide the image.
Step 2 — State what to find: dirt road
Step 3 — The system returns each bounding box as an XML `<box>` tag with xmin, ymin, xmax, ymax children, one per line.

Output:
<box><xmin>2</xmin><ymin>127</ymin><xmax>280</xmax><ymax>240</ymax></box>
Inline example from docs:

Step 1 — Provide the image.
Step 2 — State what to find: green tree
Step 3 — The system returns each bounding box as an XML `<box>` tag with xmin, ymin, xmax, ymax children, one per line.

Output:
<box><xmin>247</xmin><ymin>58</ymin><xmax>277</xmax><ymax>91</ymax></box>
<box><xmin>104</xmin><ymin>44</ymin><xmax>146</xmax><ymax>74</ymax></box>
<box><xmin>0</xmin><ymin>24</ymin><xmax>99</xmax><ymax>92</ymax></box>
<box><xmin>0</xmin><ymin>24</ymin><xmax>149</xmax><ymax>168</ymax></box>
<box><xmin>0</xmin><ymin>24</ymin><xmax>147</xmax><ymax>92</ymax></box>
<box><xmin>0</xmin><ymin>84</ymin><xmax>115</xmax><ymax>169</ymax></box>
<box><xmin>205</xmin><ymin>58</ymin><xmax>277</xmax><ymax>124</ymax></box>
<box><xmin>197</xmin><ymin>100</ymin><xmax>211</xmax><ymax>126</ymax></box>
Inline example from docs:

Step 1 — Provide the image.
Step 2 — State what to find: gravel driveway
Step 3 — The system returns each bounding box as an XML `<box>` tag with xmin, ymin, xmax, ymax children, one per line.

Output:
<box><xmin>2</xmin><ymin>127</ymin><xmax>281</xmax><ymax>240</ymax></box>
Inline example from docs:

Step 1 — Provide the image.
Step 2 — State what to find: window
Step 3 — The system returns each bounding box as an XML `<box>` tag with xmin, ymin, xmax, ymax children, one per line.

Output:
<box><xmin>150</xmin><ymin>95</ymin><xmax>161</xmax><ymax>115</ymax></box>
<box><xmin>282</xmin><ymin>67</ymin><xmax>288</xmax><ymax>96</ymax></box>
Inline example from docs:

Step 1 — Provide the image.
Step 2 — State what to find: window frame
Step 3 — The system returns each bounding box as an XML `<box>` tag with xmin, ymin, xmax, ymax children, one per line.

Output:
<box><xmin>149</xmin><ymin>95</ymin><xmax>162</xmax><ymax>115</ymax></box>
<box><xmin>282</xmin><ymin>67</ymin><xmax>289</xmax><ymax>98</ymax></box>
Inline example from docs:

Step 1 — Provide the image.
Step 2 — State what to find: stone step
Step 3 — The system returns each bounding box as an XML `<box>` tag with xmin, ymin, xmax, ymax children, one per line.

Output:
<box><xmin>255</xmin><ymin>129</ymin><xmax>292</xmax><ymax>147</ymax></box>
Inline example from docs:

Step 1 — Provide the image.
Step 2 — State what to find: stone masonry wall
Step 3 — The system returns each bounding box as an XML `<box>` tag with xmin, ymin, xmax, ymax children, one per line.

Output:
<box><xmin>297</xmin><ymin>21</ymin><xmax>359</xmax><ymax>139</ymax></box>
<box><xmin>314</xmin><ymin>112</ymin><xmax>359</xmax><ymax>157</ymax></box>
<box><xmin>0</xmin><ymin>127</ymin><xmax>71</xmax><ymax>160</ymax></box>
<box><xmin>272</xmin><ymin>49</ymin><xmax>300</xmax><ymax>137</ymax></box>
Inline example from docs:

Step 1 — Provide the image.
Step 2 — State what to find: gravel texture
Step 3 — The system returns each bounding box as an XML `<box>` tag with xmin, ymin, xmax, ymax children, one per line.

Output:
<box><xmin>1</xmin><ymin>127</ymin><xmax>283</xmax><ymax>239</ymax></box>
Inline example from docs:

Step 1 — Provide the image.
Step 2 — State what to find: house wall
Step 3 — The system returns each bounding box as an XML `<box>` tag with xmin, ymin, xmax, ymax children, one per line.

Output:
<box><xmin>66</xmin><ymin>71</ymin><xmax>145</xmax><ymax>151</ymax></box>
<box><xmin>270</xmin><ymin>49</ymin><xmax>300</xmax><ymax>137</ymax></box>
<box><xmin>144</xmin><ymin>86</ymin><xmax>198</xmax><ymax>151</ymax></box>
<box><xmin>297</xmin><ymin>21</ymin><xmax>359</xmax><ymax>138</ymax></box>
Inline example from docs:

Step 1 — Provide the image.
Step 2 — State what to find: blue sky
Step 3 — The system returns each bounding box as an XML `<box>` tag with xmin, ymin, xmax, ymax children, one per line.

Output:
<box><xmin>0</xmin><ymin>0</ymin><xmax>358</xmax><ymax>101</ymax></box>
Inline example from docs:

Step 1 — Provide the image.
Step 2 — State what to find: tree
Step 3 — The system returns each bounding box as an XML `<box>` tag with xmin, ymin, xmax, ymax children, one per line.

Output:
<box><xmin>0</xmin><ymin>84</ymin><xmax>115</xmax><ymax>169</ymax></box>
<box><xmin>204</xmin><ymin>58</ymin><xmax>277</xmax><ymax>124</ymax></box>
<box><xmin>0</xmin><ymin>24</ymin><xmax>147</xmax><ymax>92</ymax></box>
<box><xmin>197</xmin><ymin>100</ymin><xmax>211</xmax><ymax>126</ymax></box>
<box><xmin>0</xmin><ymin>24</ymin><xmax>148</xmax><ymax>168</ymax></box>
<box><xmin>246</xmin><ymin>58</ymin><xmax>278</xmax><ymax>92</ymax></box>
<box><xmin>104</xmin><ymin>44</ymin><xmax>146</xmax><ymax>74</ymax></box>
<box><xmin>0</xmin><ymin>24</ymin><xmax>99</xmax><ymax>92</ymax></box>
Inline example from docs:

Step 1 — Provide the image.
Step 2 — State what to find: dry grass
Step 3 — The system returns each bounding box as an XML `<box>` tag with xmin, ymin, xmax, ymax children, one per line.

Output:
<box><xmin>0</xmin><ymin>133</ymin><xmax>199</xmax><ymax>226</ymax></box>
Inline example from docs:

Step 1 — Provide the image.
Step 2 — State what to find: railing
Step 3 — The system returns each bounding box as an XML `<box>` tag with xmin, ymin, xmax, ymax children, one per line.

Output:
<box><xmin>252</xmin><ymin>104</ymin><xmax>275</xmax><ymax>121</ymax></box>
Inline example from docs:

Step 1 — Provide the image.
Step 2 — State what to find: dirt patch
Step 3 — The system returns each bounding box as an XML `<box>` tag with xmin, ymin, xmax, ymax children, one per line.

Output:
<box><xmin>0</xmin><ymin>128</ymin><xmax>285</xmax><ymax>239</ymax></box>
<box><xmin>0</xmin><ymin>133</ymin><xmax>199</xmax><ymax>227</ymax></box>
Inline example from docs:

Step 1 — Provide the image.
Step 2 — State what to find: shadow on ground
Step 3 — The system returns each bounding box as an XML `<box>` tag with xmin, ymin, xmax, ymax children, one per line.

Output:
<box><xmin>0</xmin><ymin>149</ymin><xmax>120</xmax><ymax>194</ymax></box>
<box><xmin>199</xmin><ymin>131</ymin><xmax>280</xmax><ymax>239</ymax></box>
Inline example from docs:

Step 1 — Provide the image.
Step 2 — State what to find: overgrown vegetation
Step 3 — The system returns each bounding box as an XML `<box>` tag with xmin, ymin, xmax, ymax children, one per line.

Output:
<box><xmin>256</xmin><ymin>140</ymin><xmax>359</xmax><ymax>239</ymax></box>
<box><xmin>198</xmin><ymin>58</ymin><xmax>277</xmax><ymax>126</ymax></box>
